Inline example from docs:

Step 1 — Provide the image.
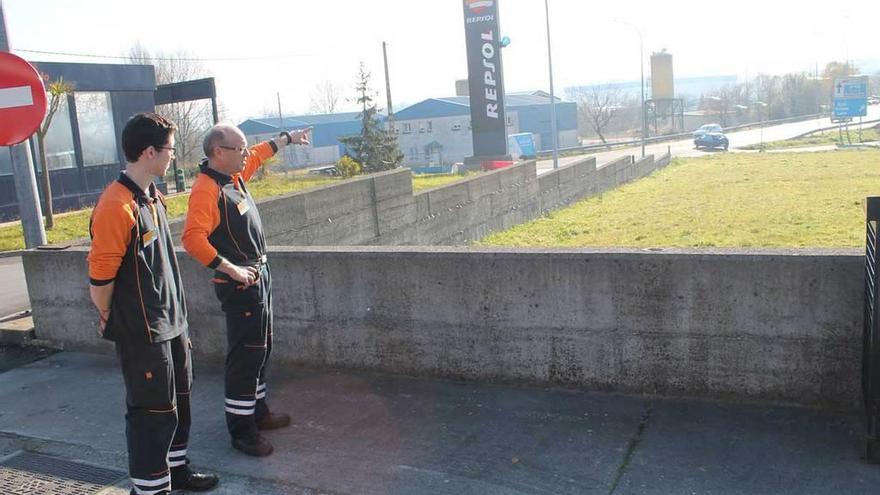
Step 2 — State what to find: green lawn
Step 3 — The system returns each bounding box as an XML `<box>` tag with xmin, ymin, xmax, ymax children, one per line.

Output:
<box><xmin>411</xmin><ymin>172</ymin><xmax>477</xmax><ymax>191</ymax></box>
<box><xmin>479</xmin><ymin>149</ymin><xmax>880</xmax><ymax>248</ymax></box>
<box><xmin>0</xmin><ymin>175</ymin><xmax>338</xmax><ymax>252</ymax></box>
<box><xmin>0</xmin><ymin>171</ymin><xmax>478</xmax><ymax>251</ymax></box>
<box><xmin>739</xmin><ymin>126</ymin><xmax>880</xmax><ymax>150</ymax></box>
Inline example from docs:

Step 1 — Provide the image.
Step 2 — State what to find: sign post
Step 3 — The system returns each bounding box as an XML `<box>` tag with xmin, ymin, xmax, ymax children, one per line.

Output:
<box><xmin>462</xmin><ymin>0</ymin><xmax>511</xmax><ymax>170</ymax></box>
<box><xmin>0</xmin><ymin>2</ymin><xmax>47</xmax><ymax>248</ymax></box>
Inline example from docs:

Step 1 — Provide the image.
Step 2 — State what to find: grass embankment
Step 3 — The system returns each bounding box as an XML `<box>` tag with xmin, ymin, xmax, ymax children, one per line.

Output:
<box><xmin>739</xmin><ymin>126</ymin><xmax>880</xmax><ymax>150</ymax></box>
<box><xmin>479</xmin><ymin>149</ymin><xmax>880</xmax><ymax>248</ymax></box>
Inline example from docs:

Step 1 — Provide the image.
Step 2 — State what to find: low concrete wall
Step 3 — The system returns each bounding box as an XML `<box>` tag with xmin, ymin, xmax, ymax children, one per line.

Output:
<box><xmin>23</xmin><ymin>246</ymin><xmax>862</xmax><ymax>410</ymax></box>
<box><xmin>168</xmin><ymin>152</ymin><xmax>673</xmax><ymax>247</ymax></box>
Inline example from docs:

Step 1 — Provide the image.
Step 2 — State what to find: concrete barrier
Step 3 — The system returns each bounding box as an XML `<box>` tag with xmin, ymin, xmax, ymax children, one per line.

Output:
<box><xmin>22</xmin><ymin>246</ymin><xmax>863</xmax><ymax>410</ymax></box>
<box><xmin>164</xmin><ymin>153</ymin><xmax>669</xmax><ymax>248</ymax></box>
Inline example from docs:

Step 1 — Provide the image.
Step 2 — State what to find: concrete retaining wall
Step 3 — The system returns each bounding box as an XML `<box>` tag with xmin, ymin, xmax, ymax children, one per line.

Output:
<box><xmin>23</xmin><ymin>246</ymin><xmax>862</xmax><ymax>410</ymax></box>
<box><xmin>169</xmin><ymin>153</ymin><xmax>673</xmax><ymax>247</ymax></box>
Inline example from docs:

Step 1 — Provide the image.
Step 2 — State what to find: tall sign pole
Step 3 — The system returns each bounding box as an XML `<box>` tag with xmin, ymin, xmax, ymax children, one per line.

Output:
<box><xmin>0</xmin><ymin>0</ymin><xmax>46</xmax><ymax>248</ymax></box>
<box><xmin>382</xmin><ymin>41</ymin><xmax>394</xmax><ymax>119</ymax></box>
<box><xmin>462</xmin><ymin>0</ymin><xmax>511</xmax><ymax>169</ymax></box>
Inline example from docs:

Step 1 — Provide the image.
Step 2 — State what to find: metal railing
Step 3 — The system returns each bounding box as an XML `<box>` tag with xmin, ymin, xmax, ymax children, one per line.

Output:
<box><xmin>863</xmin><ymin>196</ymin><xmax>880</xmax><ymax>463</ymax></box>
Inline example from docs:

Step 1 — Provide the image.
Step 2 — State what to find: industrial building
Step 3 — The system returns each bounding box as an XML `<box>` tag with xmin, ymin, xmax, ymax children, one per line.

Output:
<box><xmin>237</xmin><ymin>90</ymin><xmax>578</xmax><ymax>169</ymax></box>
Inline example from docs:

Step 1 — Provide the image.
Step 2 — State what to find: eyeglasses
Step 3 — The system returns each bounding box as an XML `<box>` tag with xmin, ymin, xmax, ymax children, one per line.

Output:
<box><xmin>155</xmin><ymin>146</ymin><xmax>176</xmax><ymax>156</ymax></box>
<box><xmin>218</xmin><ymin>145</ymin><xmax>248</xmax><ymax>154</ymax></box>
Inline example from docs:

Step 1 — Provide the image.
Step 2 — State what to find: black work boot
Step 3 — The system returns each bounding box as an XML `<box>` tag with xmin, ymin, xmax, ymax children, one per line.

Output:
<box><xmin>231</xmin><ymin>433</ymin><xmax>274</xmax><ymax>457</ymax></box>
<box><xmin>170</xmin><ymin>464</ymin><xmax>219</xmax><ymax>492</ymax></box>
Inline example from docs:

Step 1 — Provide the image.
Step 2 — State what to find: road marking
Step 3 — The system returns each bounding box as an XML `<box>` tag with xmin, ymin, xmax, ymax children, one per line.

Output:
<box><xmin>0</xmin><ymin>86</ymin><xmax>33</xmax><ymax>110</ymax></box>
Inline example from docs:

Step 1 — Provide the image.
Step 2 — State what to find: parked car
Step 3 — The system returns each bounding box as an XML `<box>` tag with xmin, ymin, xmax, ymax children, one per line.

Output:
<box><xmin>694</xmin><ymin>132</ymin><xmax>729</xmax><ymax>151</ymax></box>
<box><xmin>692</xmin><ymin>123</ymin><xmax>723</xmax><ymax>138</ymax></box>
<box><xmin>308</xmin><ymin>165</ymin><xmax>339</xmax><ymax>176</ymax></box>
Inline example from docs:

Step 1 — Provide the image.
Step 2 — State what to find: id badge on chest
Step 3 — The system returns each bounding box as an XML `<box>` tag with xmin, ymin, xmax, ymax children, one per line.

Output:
<box><xmin>237</xmin><ymin>199</ymin><xmax>250</xmax><ymax>215</ymax></box>
<box><xmin>142</xmin><ymin>228</ymin><xmax>158</xmax><ymax>248</ymax></box>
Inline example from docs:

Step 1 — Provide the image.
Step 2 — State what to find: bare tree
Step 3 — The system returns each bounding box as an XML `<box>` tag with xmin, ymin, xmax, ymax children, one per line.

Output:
<box><xmin>129</xmin><ymin>43</ymin><xmax>213</xmax><ymax>173</ymax></box>
<box><xmin>703</xmin><ymin>83</ymin><xmax>746</xmax><ymax>127</ymax></box>
<box><xmin>35</xmin><ymin>75</ymin><xmax>74</xmax><ymax>228</ymax></box>
<box><xmin>572</xmin><ymin>85</ymin><xmax>630</xmax><ymax>144</ymax></box>
<box><xmin>308</xmin><ymin>80</ymin><xmax>341</xmax><ymax>115</ymax></box>
<box><xmin>753</xmin><ymin>74</ymin><xmax>783</xmax><ymax>119</ymax></box>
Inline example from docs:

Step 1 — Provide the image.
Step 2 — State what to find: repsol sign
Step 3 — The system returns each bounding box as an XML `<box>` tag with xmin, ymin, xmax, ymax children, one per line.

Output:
<box><xmin>462</xmin><ymin>0</ymin><xmax>508</xmax><ymax>158</ymax></box>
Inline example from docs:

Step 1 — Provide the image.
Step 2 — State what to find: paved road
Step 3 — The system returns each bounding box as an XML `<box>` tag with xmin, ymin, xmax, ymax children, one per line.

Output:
<box><xmin>537</xmin><ymin>106</ymin><xmax>880</xmax><ymax>174</ymax></box>
<box><xmin>0</xmin><ymin>256</ymin><xmax>27</xmax><ymax>318</ymax></box>
<box><xmin>1</xmin><ymin>352</ymin><xmax>879</xmax><ymax>494</ymax></box>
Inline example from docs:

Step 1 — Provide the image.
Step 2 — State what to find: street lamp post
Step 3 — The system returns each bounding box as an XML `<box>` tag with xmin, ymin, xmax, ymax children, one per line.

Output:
<box><xmin>544</xmin><ymin>0</ymin><xmax>558</xmax><ymax>169</ymax></box>
<box><xmin>755</xmin><ymin>101</ymin><xmax>768</xmax><ymax>152</ymax></box>
<box><xmin>614</xmin><ymin>19</ymin><xmax>646</xmax><ymax>158</ymax></box>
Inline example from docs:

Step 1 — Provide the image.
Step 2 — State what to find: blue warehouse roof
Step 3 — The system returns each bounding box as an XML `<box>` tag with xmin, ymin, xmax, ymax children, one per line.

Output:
<box><xmin>392</xmin><ymin>91</ymin><xmax>568</xmax><ymax>120</ymax></box>
<box><xmin>238</xmin><ymin>112</ymin><xmax>368</xmax><ymax>148</ymax></box>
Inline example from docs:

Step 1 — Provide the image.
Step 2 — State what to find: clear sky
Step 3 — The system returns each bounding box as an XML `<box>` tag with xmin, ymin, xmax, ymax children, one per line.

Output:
<box><xmin>3</xmin><ymin>0</ymin><xmax>877</xmax><ymax>122</ymax></box>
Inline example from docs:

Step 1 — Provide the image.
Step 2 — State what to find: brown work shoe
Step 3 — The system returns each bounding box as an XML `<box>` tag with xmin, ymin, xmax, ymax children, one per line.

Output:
<box><xmin>231</xmin><ymin>433</ymin><xmax>274</xmax><ymax>457</ymax></box>
<box><xmin>256</xmin><ymin>411</ymin><xmax>291</xmax><ymax>431</ymax></box>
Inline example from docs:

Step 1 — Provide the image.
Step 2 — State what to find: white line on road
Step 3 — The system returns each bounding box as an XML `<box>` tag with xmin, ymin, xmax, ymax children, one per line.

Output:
<box><xmin>0</xmin><ymin>86</ymin><xmax>33</xmax><ymax>110</ymax></box>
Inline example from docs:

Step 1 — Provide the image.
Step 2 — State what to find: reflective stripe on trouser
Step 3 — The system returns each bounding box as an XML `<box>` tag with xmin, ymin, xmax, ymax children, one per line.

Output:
<box><xmin>116</xmin><ymin>331</ymin><xmax>192</xmax><ymax>494</ymax></box>
<box><xmin>219</xmin><ymin>264</ymin><xmax>273</xmax><ymax>438</ymax></box>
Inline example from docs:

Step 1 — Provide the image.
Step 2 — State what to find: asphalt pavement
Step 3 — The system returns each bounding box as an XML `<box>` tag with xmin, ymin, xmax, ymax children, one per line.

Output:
<box><xmin>0</xmin><ymin>351</ymin><xmax>879</xmax><ymax>494</ymax></box>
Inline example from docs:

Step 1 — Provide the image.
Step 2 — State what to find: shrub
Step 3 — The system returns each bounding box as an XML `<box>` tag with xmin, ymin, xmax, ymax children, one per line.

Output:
<box><xmin>336</xmin><ymin>155</ymin><xmax>363</xmax><ymax>178</ymax></box>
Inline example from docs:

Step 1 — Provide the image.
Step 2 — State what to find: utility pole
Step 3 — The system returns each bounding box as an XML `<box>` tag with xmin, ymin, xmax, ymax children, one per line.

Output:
<box><xmin>638</xmin><ymin>33</ymin><xmax>645</xmax><ymax>158</ymax></box>
<box><xmin>382</xmin><ymin>41</ymin><xmax>393</xmax><ymax>119</ymax></box>
<box><xmin>276</xmin><ymin>91</ymin><xmax>294</xmax><ymax>171</ymax></box>
<box><xmin>0</xmin><ymin>0</ymin><xmax>46</xmax><ymax>248</ymax></box>
<box><xmin>544</xmin><ymin>0</ymin><xmax>558</xmax><ymax>169</ymax></box>
<box><xmin>613</xmin><ymin>19</ymin><xmax>646</xmax><ymax>158</ymax></box>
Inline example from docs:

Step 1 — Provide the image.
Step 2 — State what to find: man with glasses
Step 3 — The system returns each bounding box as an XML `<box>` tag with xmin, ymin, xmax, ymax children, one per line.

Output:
<box><xmin>182</xmin><ymin>123</ymin><xmax>309</xmax><ymax>457</ymax></box>
<box><xmin>88</xmin><ymin>113</ymin><xmax>219</xmax><ymax>494</ymax></box>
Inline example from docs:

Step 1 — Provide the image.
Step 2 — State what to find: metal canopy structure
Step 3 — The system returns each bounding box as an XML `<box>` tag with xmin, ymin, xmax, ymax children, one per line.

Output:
<box><xmin>154</xmin><ymin>77</ymin><xmax>219</xmax><ymax>124</ymax></box>
<box><xmin>154</xmin><ymin>77</ymin><xmax>219</xmax><ymax>191</ymax></box>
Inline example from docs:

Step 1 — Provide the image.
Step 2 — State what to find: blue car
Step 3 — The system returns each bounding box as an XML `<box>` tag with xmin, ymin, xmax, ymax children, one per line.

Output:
<box><xmin>694</xmin><ymin>132</ymin><xmax>729</xmax><ymax>151</ymax></box>
<box><xmin>692</xmin><ymin>123</ymin><xmax>723</xmax><ymax>138</ymax></box>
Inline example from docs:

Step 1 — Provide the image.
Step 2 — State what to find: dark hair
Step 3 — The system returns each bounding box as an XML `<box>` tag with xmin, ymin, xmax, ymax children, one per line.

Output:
<box><xmin>121</xmin><ymin>113</ymin><xmax>177</xmax><ymax>162</ymax></box>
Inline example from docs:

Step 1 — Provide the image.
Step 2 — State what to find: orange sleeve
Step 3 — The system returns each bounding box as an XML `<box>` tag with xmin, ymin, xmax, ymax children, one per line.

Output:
<box><xmin>241</xmin><ymin>141</ymin><xmax>277</xmax><ymax>182</ymax></box>
<box><xmin>87</xmin><ymin>187</ymin><xmax>135</xmax><ymax>285</ymax></box>
<box><xmin>182</xmin><ymin>175</ymin><xmax>222</xmax><ymax>268</ymax></box>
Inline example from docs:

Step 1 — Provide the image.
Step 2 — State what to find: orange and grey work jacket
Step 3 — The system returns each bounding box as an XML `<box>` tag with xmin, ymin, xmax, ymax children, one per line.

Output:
<box><xmin>182</xmin><ymin>141</ymin><xmax>278</xmax><ymax>269</ymax></box>
<box><xmin>87</xmin><ymin>173</ymin><xmax>188</xmax><ymax>345</ymax></box>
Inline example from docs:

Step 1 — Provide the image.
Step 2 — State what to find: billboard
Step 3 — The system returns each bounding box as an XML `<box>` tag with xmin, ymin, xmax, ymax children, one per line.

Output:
<box><xmin>462</xmin><ymin>0</ymin><xmax>509</xmax><ymax>159</ymax></box>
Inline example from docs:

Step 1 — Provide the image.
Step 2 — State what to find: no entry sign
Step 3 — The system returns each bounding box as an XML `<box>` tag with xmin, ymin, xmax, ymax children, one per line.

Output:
<box><xmin>0</xmin><ymin>52</ymin><xmax>47</xmax><ymax>146</ymax></box>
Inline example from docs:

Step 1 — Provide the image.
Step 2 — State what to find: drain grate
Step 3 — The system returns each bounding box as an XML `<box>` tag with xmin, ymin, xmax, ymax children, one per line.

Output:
<box><xmin>0</xmin><ymin>451</ymin><xmax>126</xmax><ymax>495</ymax></box>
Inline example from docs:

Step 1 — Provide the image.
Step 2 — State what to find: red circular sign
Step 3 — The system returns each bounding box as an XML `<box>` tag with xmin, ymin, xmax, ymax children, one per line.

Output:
<box><xmin>0</xmin><ymin>52</ymin><xmax>48</xmax><ymax>146</ymax></box>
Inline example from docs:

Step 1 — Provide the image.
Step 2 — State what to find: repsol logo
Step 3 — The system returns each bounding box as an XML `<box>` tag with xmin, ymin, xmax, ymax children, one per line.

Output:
<box><xmin>465</xmin><ymin>0</ymin><xmax>494</xmax><ymax>14</ymax></box>
<box><xmin>481</xmin><ymin>30</ymin><xmax>499</xmax><ymax>119</ymax></box>
<box><xmin>466</xmin><ymin>15</ymin><xmax>494</xmax><ymax>24</ymax></box>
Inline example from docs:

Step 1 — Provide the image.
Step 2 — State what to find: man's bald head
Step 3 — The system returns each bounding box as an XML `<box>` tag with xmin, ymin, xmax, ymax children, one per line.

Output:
<box><xmin>203</xmin><ymin>124</ymin><xmax>246</xmax><ymax>158</ymax></box>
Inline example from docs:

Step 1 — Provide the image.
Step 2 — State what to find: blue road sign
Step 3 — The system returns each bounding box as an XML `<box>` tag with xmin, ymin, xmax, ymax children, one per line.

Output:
<box><xmin>833</xmin><ymin>97</ymin><xmax>867</xmax><ymax>118</ymax></box>
<box><xmin>833</xmin><ymin>76</ymin><xmax>869</xmax><ymax>119</ymax></box>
